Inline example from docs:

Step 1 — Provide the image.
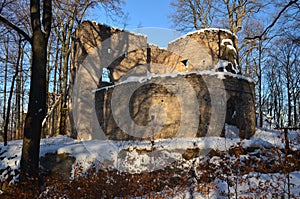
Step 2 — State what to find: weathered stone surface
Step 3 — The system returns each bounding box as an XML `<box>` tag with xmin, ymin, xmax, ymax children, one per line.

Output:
<box><xmin>95</xmin><ymin>73</ymin><xmax>255</xmax><ymax>140</ymax></box>
<box><xmin>168</xmin><ymin>29</ymin><xmax>239</xmax><ymax>72</ymax></box>
<box><xmin>69</xmin><ymin>21</ymin><xmax>148</xmax><ymax>139</ymax></box>
<box><xmin>107</xmin><ymin>45</ymin><xmax>191</xmax><ymax>83</ymax></box>
<box><xmin>70</xmin><ymin>21</ymin><xmax>256</xmax><ymax>140</ymax></box>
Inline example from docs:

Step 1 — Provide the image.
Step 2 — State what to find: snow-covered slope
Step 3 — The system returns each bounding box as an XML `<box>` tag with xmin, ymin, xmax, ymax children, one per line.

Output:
<box><xmin>0</xmin><ymin>126</ymin><xmax>299</xmax><ymax>198</ymax></box>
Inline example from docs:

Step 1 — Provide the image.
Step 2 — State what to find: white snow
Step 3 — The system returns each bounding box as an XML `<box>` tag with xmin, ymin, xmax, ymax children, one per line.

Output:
<box><xmin>93</xmin><ymin>69</ymin><xmax>253</xmax><ymax>93</ymax></box>
<box><xmin>221</xmin><ymin>38</ymin><xmax>234</xmax><ymax>46</ymax></box>
<box><xmin>89</xmin><ymin>21</ymin><xmax>148</xmax><ymax>39</ymax></box>
<box><xmin>0</xmin><ymin>127</ymin><xmax>299</xmax><ymax>197</ymax></box>
<box><xmin>148</xmin><ymin>43</ymin><xmax>164</xmax><ymax>49</ymax></box>
<box><xmin>168</xmin><ymin>28</ymin><xmax>237</xmax><ymax>45</ymax></box>
<box><xmin>226</xmin><ymin>43</ymin><xmax>237</xmax><ymax>53</ymax></box>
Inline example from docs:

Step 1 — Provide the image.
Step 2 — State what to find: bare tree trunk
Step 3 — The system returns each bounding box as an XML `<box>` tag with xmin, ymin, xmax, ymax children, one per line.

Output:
<box><xmin>298</xmin><ymin>97</ymin><xmax>300</xmax><ymax>126</ymax></box>
<box><xmin>274</xmin><ymin>92</ymin><xmax>278</xmax><ymax>125</ymax></box>
<box><xmin>59</xmin><ymin>42</ymin><xmax>69</xmax><ymax>135</ymax></box>
<box><xmin>19</xmin><ymin>47</ymin><xmax>25</xmax><ymax>139</ymax></box>
<box><xmin>15</xmin><ymin>44</ymin><xmax>24</xmax><ymax>140</ymax></box>
<box><xmin>20</xmin><ymin>0</ymin><xmax>52</xmax><ymax>181</ymax></box>
<box><xmin>2</xmin><ymin>38</ymin><xmax>8</xmax><ymax>143</ymax></box>
<box><xmin>287</xmin><ymin>77</ymin><xmax>292</xmax><ymax>127</ymax></box>
<box><xmin>279</xmin><ymin>85</ymin><xmax>284</xmax><ymax>127</ymax></box>
<box><xmin>16</xmin><ymin>70</ymin><xmax>21</xmax><ymax>139</ymax></box>
<box><xmin>258</xmin><ymin>39</ymin><xmax>263</xmax><ymax>127</ymax></box>
<box><xmin>293</xmin><ymin>90</ymin><xmax>297</xmax><ymax>127</ymax></box>
<box><xmin>20</xmin><ymin>30</ymin><xmax>47</xmax><ymax>179</ymax></box>
<box><xmin>46</xmin><ymin>37</ymin><xmax>53</xmax><ymax>99</ymax></box>
<box><xmin>58</xmin><ymin>50</ymin><xmax>63</xmax><ymax>93</ymax></box>
<box><xmin>20</xmin><ymin>53</ymin><xmax>25</xmax><ymax>140</ymax></box>
<box><xmin>4</xmin><ymin>38</ymin><xmax>22</xmax><ymax>145</ymax></box>
<box><xmin>49</xmin><ymin>38</ymin><xmax>60</xmax><ymax>136</ymax></box>
<box><xmin>53</xmin><ymin>38</ymin><xmax>60</xmax><ymax>93</ymax></box>
<box><xmin>57</xmin><ymin>6</ymin><xmax>78</xmax><ymax>135</ymax></box>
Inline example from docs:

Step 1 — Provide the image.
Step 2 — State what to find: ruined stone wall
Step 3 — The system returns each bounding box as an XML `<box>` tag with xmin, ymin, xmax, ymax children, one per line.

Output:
<box><xmin>95</xmin><ymin>73</ymin><xmax>256</xmax><ymax>140</ymax></box>
<box><xmin>70</xmin><ymin>21</ymin><xmax>256</xmax><ymax>140</ymax></box>
<box><xmin>69</xmin><ymin>21</ymin><xmax>148</xmax><ymax>139</ymax></box>
<box><xmin>70</xmin><ymin>22</ymin><xmax>239</xmax><ymax>84</ymax></box>
<box><xmin>168</xmin><ymin>29</ymin><xmax>239</xmax><ymax>72</ymax></box>
<box><xmin>109</xmin><ymin>45</ymin><xmax>192</xmax><ymax>83</ymax></box>
<box><xmin>70</xmin><ymin>21</ymin><xmax>148</xmax><ymax>83</ymax></box>
<box><xmin>108</xmin><ymin>29</ymin><xmax>239</xmax><ymax>84</ymax></box>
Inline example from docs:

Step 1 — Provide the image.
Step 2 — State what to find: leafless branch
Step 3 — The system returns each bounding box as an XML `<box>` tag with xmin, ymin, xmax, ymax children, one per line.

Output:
<box><xmin>245</xmin><ymin>0</ymin><xmax>298</xmax><ymax>40</ymax></box>
<box><xmin>0</xmin><ymin>14</ymin><xmax>32</xmax><ymax>42</ymax></box>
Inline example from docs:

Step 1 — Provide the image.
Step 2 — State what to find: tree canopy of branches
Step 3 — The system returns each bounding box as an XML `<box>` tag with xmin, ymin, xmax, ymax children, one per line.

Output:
<box><xmin>170</xmin><ymin>0</ymin><xmax>263</xmax><ymax>34</ymax></box>
<box><xmin>0</xmin><ymin>0</ymin><xmax>123</xmax><ymax>182</ymax></box>
<box><xmin>170</xmin><ymin>0</ymin><xmax>300</xmax><ymax>127</ymax></box>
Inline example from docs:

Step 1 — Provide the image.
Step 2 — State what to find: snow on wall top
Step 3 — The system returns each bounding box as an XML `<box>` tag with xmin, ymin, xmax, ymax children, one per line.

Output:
<box><xmin>221</xmin><ymin>38</ymin><xmax>234</xmax><ymax>46</ymax></box>
<box><xmin>93</xmin><ymin>69</ymin><xmax>254</xmax><ymax>93</ymax></box>
<box><xmin>148</xmin><ymin>43</ymin><xmax>167</xmax><ymax>49</ymax></box>
<box><xmin>80</xmin><ymin>21</ymin><xmax>237</xmax><ymax>50</ymax></box>
<box><xmin>168</xmin><ymin>28</ymin><xmax>237</xmax><ymax>45</ymax></box>
<box><xmin>82</xmin><ymin>20</ymin><xmax>148</xmax><ymax>40</ymax></box>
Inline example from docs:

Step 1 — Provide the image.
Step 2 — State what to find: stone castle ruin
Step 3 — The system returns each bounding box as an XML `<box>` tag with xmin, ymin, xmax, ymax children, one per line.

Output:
<box><xmin>70</xmin><ymin>21</ymin><xmax>256</xmax><ymax>140</ymax></box>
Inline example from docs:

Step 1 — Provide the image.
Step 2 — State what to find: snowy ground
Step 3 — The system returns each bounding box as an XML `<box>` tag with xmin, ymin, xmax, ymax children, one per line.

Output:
<box><xmin>0</xmin><ymin>126</ymin><xmax>299</xmax><ymax>198</ymax></box>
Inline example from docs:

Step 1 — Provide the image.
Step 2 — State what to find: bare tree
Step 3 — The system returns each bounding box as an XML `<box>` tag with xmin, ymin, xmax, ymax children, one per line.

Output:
<box><xmin>170</xmin><ymin>0</ymin><xmax>215</xmax><ymax>31</ymax></box>
<box><xmin>0</xmin><ymin>0</ymin><xmax>52</xmax><ymax>181</ymax></box>
<box><xmin>53</xmin><ymin>0</ymin><xmax>99</xmax><ymax>135</ymax></box>
<box><xmin>170</xmin><ymin>0</ymin><xmax>268</xmax><ymax>74</ymax></box>
<box><xmin>20</xmin><ymin>0</ymin><xmax>52</xmax><ymax>181</ymax></box>
<box><xmin>0</xmin><ymin>1</ymin><xmax>31</xmax><ymax>142</ymax></box>
<box><xmin>170</xmin><ymin>0</ymin><xmax>299</xmax><ymax>129</ymax></box>
<box><xmin>245</xmin><ymin>0</ymin><xmax>299</xmax><ymax>41</ymax></box>
<box><xmin>1</xmin><ymin>0</ymin><xmax>124</xmax><ymax>142</ymax></box>
<box><xmin>44</xmin><ymin>0</ymin><xmax>123</xmax><ymax>136</ymax></box>
<box><xmin>268</xmin><ymin>38</ymin><xmax>299</xmax><ymax>127</ymax></box>
<box><xmin>3</xmin><ymin>36</ymin><xmax>25</xmax><ymax>145</ymax></box>
<box><xmin>170</xmin><ymin>0</ymin><xmax>264</xmax><ymax>34</ymax></box>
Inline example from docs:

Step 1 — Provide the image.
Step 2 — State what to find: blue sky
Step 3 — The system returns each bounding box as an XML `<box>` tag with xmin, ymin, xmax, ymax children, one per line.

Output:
<box><xmin>91</xmin><ymin>0</ymin><xmax>178</xmax><ymax>47</ymax></box>
<box><xmin>122</xmin><ymin>0</ymin><xmax>173</xmax><ymax>29</ymax></box>
<box><xmin>92</xmin><ymin>0</ymin><xmax>173</xmax><ymax>29</ymax></box>
<box><xmin>123</xmin><ymin>0</ymin><xmax>181</xmax><ymax>47</ymax></box>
